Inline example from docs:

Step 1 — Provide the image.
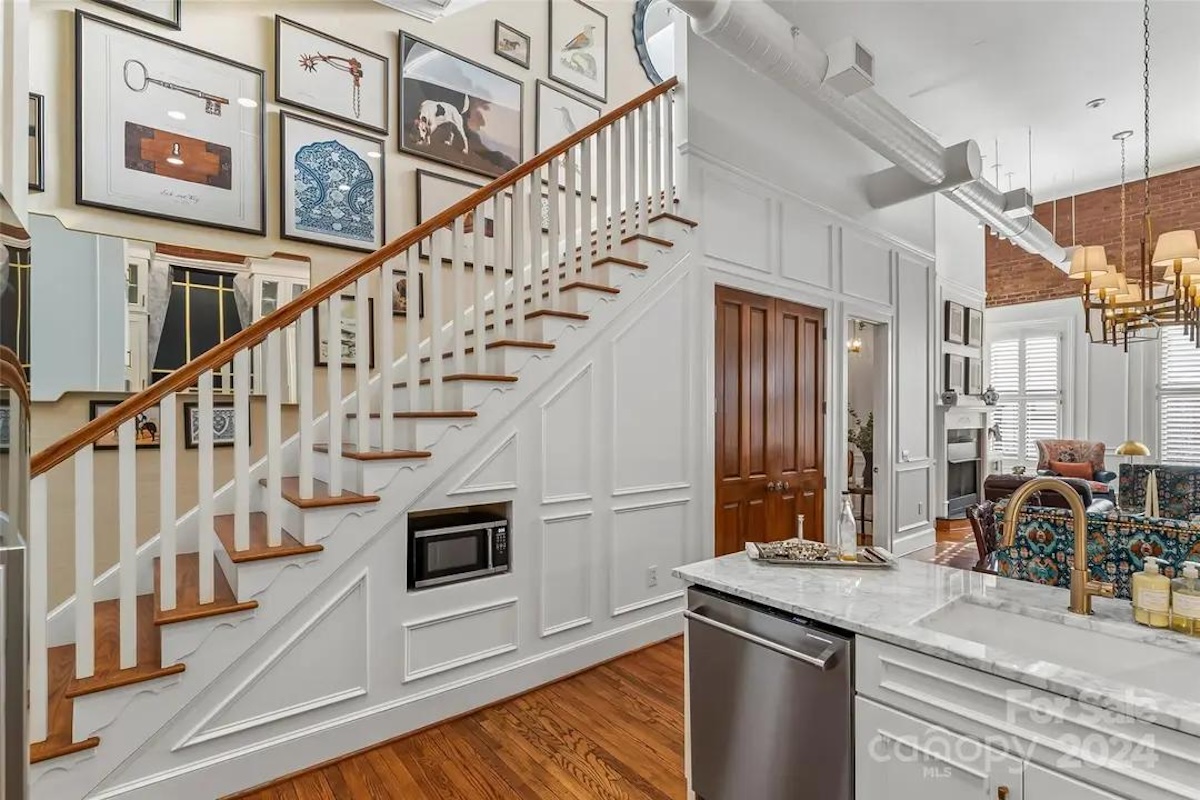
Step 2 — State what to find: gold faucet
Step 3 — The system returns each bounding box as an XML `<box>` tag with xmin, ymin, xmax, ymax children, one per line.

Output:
<box><xmin>999</xmin><ymin>477</ymin><xmax>1116</xmax><ymax>615</ymax></box>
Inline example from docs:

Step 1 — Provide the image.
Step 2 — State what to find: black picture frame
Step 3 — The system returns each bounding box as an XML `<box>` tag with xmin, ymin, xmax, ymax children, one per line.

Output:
<box><xmin>182</xmin><ymin>401</ymin><xmax>243</xmax><ymax>449</ymax></box>
<box><xmin>494</xmin><ymin>20</ymin><xmax>531</xmax><ymax>70</ymax></box>
<box><xmin>966</xmin><ymin>307</ymin><xmax>984</xmax><ymax>347</ymax></box>
<box><xmin>534</xmin><ymin>78</ymin><xmax>600</xmax><ymax>153</ymax></box>
<box><xmin>966</xmin><ymin>357</ymin><xmax>984</xmax><ymax>396</ymax></box>
<box><xmin>93</xmin><ymin>0</ymin><xmax>181</xmax><ymax>30</ymax></box>
<box><xmin>89</xmin><ymin>399</ymin><xmax>161</xmax><ymax>450</ymax></box>
<box><xmin>75</xmin><ymin>11</ymin><xmax>267</xmax><ymax>236</ymax></box>
<box><xmin>548</xmin><ymin>0</ymin><xmax>609</xmax><ymax>104</ymax></box>
<box><xmin>415</xmin><ymin>168</ymin><xmax>515</xmax><ymax>272</ymax></box>
<box><xmin>314</xmin><ymin>295</ymin><xmax>376</xmax><ymax>369</ymax></box>
<box><xmin>944</xmin><ymin>353</ymin><xmax>965</xmax><ymax>394</ymax></box>
<box><xmin>274</xmin><ymin>16</ymin><xmax>390</xmax><ymax>135</ymax></box>
<box><xmin>944</xmin><ymin>300</ymin><xmax>965</xmax><ymax>345</ymax></box>
<box><xmin>391</xmin><ymin>269</ymin><xmax>425</xmax><ymax>318</ymax></box>
<box><xmin>28</xmin><ymin>93</ymin><xmax>44</xmax><ymax>192</ymax></box>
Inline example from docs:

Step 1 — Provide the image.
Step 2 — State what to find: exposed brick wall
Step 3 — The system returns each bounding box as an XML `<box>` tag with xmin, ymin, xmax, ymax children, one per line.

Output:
<box><xmin>985</xmin><ymin>165</ymin><xmax>1200</xmax><ymax>307</ymax></box>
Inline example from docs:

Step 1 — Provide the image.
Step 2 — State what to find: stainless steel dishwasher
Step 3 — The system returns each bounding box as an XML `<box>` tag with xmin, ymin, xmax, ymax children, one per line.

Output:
<box><xmin>686</xmin><ymin>586</ymin><xmax>853</xmax><ymax>800</ymax></box>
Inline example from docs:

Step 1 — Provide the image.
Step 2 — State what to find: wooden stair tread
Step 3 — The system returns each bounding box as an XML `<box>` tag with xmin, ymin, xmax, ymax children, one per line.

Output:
<box><xmin>273</xmin><ymin>477</ymin><xmax>380</xmax><ymax>509</ymax></box>
<box><xmin>214</xmin><ymin>513</ymin><xmax>323</xmax><ymax>563</ymax></box>
<box><xmin>562</xmin><ymin>280</ymin><xmax>620</xmax><ymax>294</ymax></box>
<box><xmin>313</xmin><ymin>444</ymin><xmax>433</xmax><ymax>461</ymax></box>
<box><xmin>650</xmin><ymin>211</ymin><xmax>698</xmax><ymax>227</ymax></box>
<box><xmin>347</xmin><ymin>410</ymin><xmax>477</xmax><ymax>419</ymax></box>
<box><xmin>621</xmin><ymin>232</ymin><xmax>673</xmax><ymax>248</ymax></box>
<box><xmin>154</xmin><ymin>553</ymin><xmax>258</xmax><ymax>626</ymax></box>
<box><xmin>30</xmin><ymin>643</ymin><xmax>99</xmax><ymax>763</ymax></box>
<box><xmin>525</xmin><ymin>308</ymin><xmax>588</xmax><ymax>321</ymax></box>
<box><xmin>394</xmin><ymin>374</ymin><xmax>518</xmax><ymax>388</ymax></box>
<box><xmin>66</xmin><ymin>594</ymin><xmax>186</xmax><ymax>697</ymax></box>
<box><xmin>418</xmin><ymin>339</ymin><xmax>554</xmax><ymax>365</ymax></box>
<box><xmin>594</xmin><ymin>256</ymin><xmax>648</xmax><ymax>270</ymax></box>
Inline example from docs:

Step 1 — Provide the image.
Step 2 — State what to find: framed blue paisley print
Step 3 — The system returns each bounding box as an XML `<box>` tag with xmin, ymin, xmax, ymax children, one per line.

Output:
<box><xmin>280</xmin><ymin>111</ymin><xmax>385</xmax><ymax>252</ymax></box>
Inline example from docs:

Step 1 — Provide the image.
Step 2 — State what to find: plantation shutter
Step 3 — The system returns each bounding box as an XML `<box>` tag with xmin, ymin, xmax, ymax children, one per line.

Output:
<box><xmin>1160</xmin><ymin>327</ymin><xmax>1200</xmax><ymax>464</ymax></box>
<box><xmin>989</xmin><ymin>332</ymin><xmax>1062</xmax><ymax>461</ymax></box>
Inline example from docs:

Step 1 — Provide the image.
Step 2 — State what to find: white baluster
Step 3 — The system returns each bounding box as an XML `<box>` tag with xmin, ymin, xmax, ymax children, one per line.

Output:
<box><xmin>494</xmin><ymin>192</ymin><xmax>510</xmax><ymax>354</ymax></box>
<box><xmin>639</xmin><ymin>104</ymin><xmax>650</xmax><ymax>234</ymax></box>
<box><xmin>548</xmin><ymin>159</ymin><xmax>561</xmax><ymax>307</ymax></box>
<box><xmin>298</xmin><ymin>309</ymin><xmax>315</xmax><ymax>497</ymax></box>
<box><xmin>566</xmin><ymin>146</ymin><xmax>579</xmax><ymax>281</ymax></box>
<box><xmin>233</xmin><ymin>349</ymin><xmax>250</xmax><ymax>551</ymax></box>
<box><xmin>653</xmin><ymin>95</ymin><xmax>665</xmax><ymax>217</ymax></box>
<box><xmin>74</xmin><ymin>446</ymin><xmax>95</xmax><ymax>679</ymax></box>
<box><xmin>198</xmin><ymin>370</ymin><xmax>215</xmax><ymax>604</ymax></box>
<box><xmin>474</xmin><ymin>201</ymin><xmax>488</xmax><ymax>369</ymax></box>
<box><xmin>29</xmin><ymin>474</ymin><xmax>48</xmax><ymax>743</ymax></box>
<box><xmin>666</xmin><ymin>91</ymin><xmax>677</xmax><ymax>207</ymax></box>
<box><xmin>159</xmin><ymin>392</ymin><xmax>177</xmax><ymax>611</ymax></box>
<box><xmin>597</xmin><ymin>127</ymin><xmax>610</xmax><ymax>258</ymax></box>
<box><xmin>265</xmin><ymin>331</ymin><xmax>283</xmax><ymax>547</ymax></box>
<box><xmin>378</xmin><ymin>262</ymin><xmax>395</xmax><ymax>451</ymax></box>
<box><xmin>528</xmin><ymin>169</ymin><xmax>543</xmax><ymax>313</ymax></box>
<box><xmin>452</xmin><ymin>217</ymin><xmax>466</xmax><ymax>374</ymax></box>
<box><xmin>581</xmin><ymin>136</ymin><xmax>594</xmax><ymax>281</ymax></box>
<box><xmin>625</xmin><ymin>113</ymin><xmax>636</xmax><ymax>240</ymax></box>
<box><xmin>405</xmin><ymin>249</ymin><xmax>421</xmax><ymax>411</ymax></box>
<box><xmin>512</xmin><ymin>178</ymin><xmax>526</xmax><ymax>341</ymax></box>
<box><xmin>355</xmin><ymin>275</ymin><xmax>371</xmax><ymax>451</ymax></box>
<box><xmin>117</xmin><ymin>418</ymin><xmax>137</xmax><ymax>669</ymax></box>
<box><xmin>325</xmin><ymin>296</ymin><xmax>343</xmax><ymax>495</ymax></box>
<box><xmin>429</xmin><ymin>234</ymin><xmax>445</xmax><ymax>409</ymax></box>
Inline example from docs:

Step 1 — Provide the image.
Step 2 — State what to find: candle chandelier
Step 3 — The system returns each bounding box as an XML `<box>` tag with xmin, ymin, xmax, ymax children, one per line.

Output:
<box><xmin>1076</xmin><ymin>0</ymin><xmax>1200</xmax><ymax>350</ymax></box>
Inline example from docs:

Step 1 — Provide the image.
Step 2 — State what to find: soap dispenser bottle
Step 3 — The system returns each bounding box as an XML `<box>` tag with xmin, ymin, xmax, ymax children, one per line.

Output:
<box><xmin>1171</xmin><ymin>561</ymin><xmax>1200</xmax><ymax>637</ymax></box>
<box><xmin>1132</xmin><ymin>556</ymin><xmax>1171</xmax><ymax>628</ymax></box>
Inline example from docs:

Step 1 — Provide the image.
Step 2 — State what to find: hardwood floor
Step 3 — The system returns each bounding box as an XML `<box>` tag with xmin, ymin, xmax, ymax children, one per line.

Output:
<box><xmin>906</xmin><ymin>523</ymin><xmax>980</xmax><ymax>571</ymax></box>
<box><xmin>231</xmin><ymin>638</ymin><xmax>686</xmax><ymax>800</ymax></box>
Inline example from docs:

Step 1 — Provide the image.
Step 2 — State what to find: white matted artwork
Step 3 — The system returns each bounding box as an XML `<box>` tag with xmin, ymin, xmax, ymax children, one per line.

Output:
<box><xmin>76</xmin><ymin>11</ymin><xmax>265</xmax><ymax>234</ymax></box>
<box><xmin>94</xmin><ymin>0</ymin><xmax>180</xmax><ymax>29</ymax></box>
<box><xmin>548</xmin><ymin>0</ymin><xmax>608</xmax><ymax>103</ymax></box>
<box><xmin>183</xmin><ymin>402</ymin><xmax>243</xmax><ymax>448</ymax></box>
<box><xmin>314</xmin><ymin>295</ymin><xmax>376</xmax><ymax>368</ymax></box>
<box><xmin>275</xmin><ymin>17</ymin><xmax>389</xmax><ymax>135</ymax></box>
<box><xmin>536</xmin><ymin>79</ymin><xmax>600</xmax><ymax>190</ymax></box>
<box><xmin>280</xmin><ymin>112</ymin><xmax>385</xmax><ymax>252</ymax></box>
<box><xmin>416</xmin><ymin>170</ymin><xmax>513</xmax><ymax>271</ymax></box>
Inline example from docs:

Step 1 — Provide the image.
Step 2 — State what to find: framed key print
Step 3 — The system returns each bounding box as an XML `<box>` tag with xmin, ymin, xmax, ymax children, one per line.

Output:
<box><xmin>275</xmin><ymin>17</ymin><xmax>389</xmax><ymax>135</ymax></box>
<box><xmin>280</xmin><ymin>112</ymin><xmax>385</xmax><ymax>252</ymax></box>
<box><xmin>93</xmin><ymin>0</ymin><xmax>181</xmax><ymax>30</ymax></box>
<box><xmin>76</xmin><ymin>11</ymin><xmax>266</xmax><ymax>235</ymax></box>
<box><xmin>549</xmin><ymin>0</ymin><xmax>608</xmax><ymax>103</ymax></box>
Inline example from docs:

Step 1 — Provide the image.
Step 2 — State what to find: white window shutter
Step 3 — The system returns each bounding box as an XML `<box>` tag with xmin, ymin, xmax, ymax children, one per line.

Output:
<box><xmin>1160</xmin><ymin>327</ymin><xmax>1200</xmax><ymax>464</ymax></box>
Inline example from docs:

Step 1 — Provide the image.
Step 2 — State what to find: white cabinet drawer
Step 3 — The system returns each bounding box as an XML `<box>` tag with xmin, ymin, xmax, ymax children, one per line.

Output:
<box><xmin>1025</xmin><ymin>763</ymin><xmax>1126</xmax><ymax>800</ymax></box>
<box><xmin>856</xmin><ymin>637</ymin><xmax>1200</xmax><ymax>799</ymax></box>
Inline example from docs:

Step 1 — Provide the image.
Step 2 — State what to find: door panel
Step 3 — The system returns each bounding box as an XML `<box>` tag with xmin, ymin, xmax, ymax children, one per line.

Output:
<box><xmin>773</xmin><ymin>300</ymin><xmax>825</xmax><ymax>543</ymax></box>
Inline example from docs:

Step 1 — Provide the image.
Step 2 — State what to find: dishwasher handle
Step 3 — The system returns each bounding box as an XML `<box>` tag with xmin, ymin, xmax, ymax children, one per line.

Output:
<box><xmin>684</xmin><ymin>608</ymin><xmax>841</xmax><ymax>670</ymax></box>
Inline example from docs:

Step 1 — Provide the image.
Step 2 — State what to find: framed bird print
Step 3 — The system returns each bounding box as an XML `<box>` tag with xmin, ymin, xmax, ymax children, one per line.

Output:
<box><xmin>494</xmin><ymin>21</ymin><xmax>530</xmax><ymax>69</ymax></box>
<box><xmin>535</xmin><ymin>80</ymin><xmax>600</xmax><ymax>191</ymax></box>
<box><xmin>548</xmin><ymin>0</ymin><xmax>608</xmax><ymax>103</ymax></box>
<box><xmin>275</xmin><ymin>17</ymin><xmax>389</xmax><ymax>135</ymax></box>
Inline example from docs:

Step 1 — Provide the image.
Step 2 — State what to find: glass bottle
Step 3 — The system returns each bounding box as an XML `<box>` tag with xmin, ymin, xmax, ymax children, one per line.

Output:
<box><xmin>838</xmin><ymin>499</ymin><xmax>858</xmax><ymax>562</ymax></box>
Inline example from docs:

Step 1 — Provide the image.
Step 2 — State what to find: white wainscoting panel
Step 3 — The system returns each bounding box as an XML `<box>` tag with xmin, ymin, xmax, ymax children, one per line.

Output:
<box><xmin>540</xmin><ymin>512</ymin><xmax>593</xmax><ymax>637</ymax></box>
<box><xmin>699</xmin><ymin>167</ymin><xmax>772</xmax><ymax>272</ymax></box>
<box><xmin>448</xmin><ymin>431</ymin><xmax>519</xmax><ymax>496</ymax></box>
<box><xmin>541</xmin><ymin>364</ymin><xmax>594</xmax><ymax>504</ymax></box>
<box><xmin>780</xmin><ymin>199</ymin><xmax>834</xmax><ymax>290</ymax></box>
<box><xmin>403</xmin><ymin>598</ymin><xmax>519</xmax><ymax>682</ymax></box>
<box><xmin>840</xmin><ymin>230</ymin><xmax>893</xmax><ymax>307</ymax></box>
<box><xmin>175</xmin><ymin>571</ymin><xmax>370</xmax><ymax>749</ymax></box>
<box><xmin>895</xmin><ymin>467</ymin><xmax>931</xmax><ymax>531</ymax></box>
<box><xmin>611</xmin><ymin>499</ymin><xmax>688</xmax><ymax>616</ymax></box>
<box><xmin>896</xmin><ymin>256</ymin><xmax>932</xmax><ymax>460</ymax></box>
<box><xmin>612</xmin><ymin>273</ymin><xmax>690</xmax><ymax>496</ymax></box>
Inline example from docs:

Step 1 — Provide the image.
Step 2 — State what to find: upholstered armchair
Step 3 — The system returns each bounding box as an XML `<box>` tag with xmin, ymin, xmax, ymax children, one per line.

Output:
<box><xmin>1035</xmin><ymin>439</ymin><xmax>1116</xmax><ymax>497</ymax></box>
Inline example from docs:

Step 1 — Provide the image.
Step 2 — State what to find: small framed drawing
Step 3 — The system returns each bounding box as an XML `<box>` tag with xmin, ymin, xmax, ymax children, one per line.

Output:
<box><xmin>944</xmin><ymin>354</ymin><xmax>965</xmax><ymax>394</ymax></box>
<box><xmin>93</xmin><ymin>0</ymin><xmax>181</xmax><ymax>30</ymax></box>
<box><xmin>76</xmin><ymin>11</ymin><xmax>265</xmax><ymax>235</ymax></box>
<box><xmin>280</xmin><ymin>112</ymin><xmax>385</xmax><ymax>252</ymax></box>
<box><xmin>28</xmin><ymin>93</ymin><xmax>44</xmax><ymax>192</ymax></box>
<box><xmin>549</xmin><ymin>0</ymin><xmax>608</xmax><ymax>103</ymax></box>
<box><xmin>399</xmin><ymin>32</ymin><xmax>523</xmax><ymax>179</ymax></box>
<box><xmin>944</xmin><ymin>300</ymin><xmax>965</xmax><ymax>345</ymax></box>
<box><xmin>494</xmin><ymin>21</ymin><xmax>531</xmax><ymax>69</ymax></box>
<box><xmin>315</xmin><ymin>295</ymin><xmax>376</xmax><ymax>368</ymax></box>
<box><xmin>535</xmin><ymin>79</ymin><xmax>600</xmax><ymax>191</ymax></box>
<box><xmin>275</xmin><ymin>17</ymin><xmax>389</xmax><ymax>135</ymax></box>
<box><xmin>966</xmin><ymin>358</ymin><xmax>984</xmax><ymax>396</ymax></box>
<box><xmin>0</xmin><ymin>405</ymin><xmax>10</xmax><ymax>453</ymax></box>
<box><xmin>392</xmin><ymin>269</ymin><xmax>425</xmax><ymax>317</ymax></box>
<box><xmin>90</xmin><ymin>400</ymin><xmax>160</xmax><ymax>450</ymax></box>
<box><xmin>183</xmin><ymin>401</ymin><xmax>243</xmax><ymax>449</ymax></box>
<box><xmin>966</xmin><ymin>307</ymin><xmax>984</xmax><ymax>347</ymax></box>
<box><xmin>416</xmin><ymin>169</ymin><xmax>513</xmax><ymax>271</ymax></box>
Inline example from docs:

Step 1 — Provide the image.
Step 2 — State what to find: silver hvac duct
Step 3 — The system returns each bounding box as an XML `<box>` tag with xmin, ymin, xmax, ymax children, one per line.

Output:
<box><xmin>675</xmin><ymin>0</ymin><xmax>1068</xmax><ymax>266</ymax></box>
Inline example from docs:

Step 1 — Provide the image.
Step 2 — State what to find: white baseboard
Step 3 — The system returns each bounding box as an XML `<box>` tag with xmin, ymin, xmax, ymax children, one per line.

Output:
<box><xmin>891</xmin><ymin>526</ymin><xmax>935</xmax><ymax>557</ymax></box>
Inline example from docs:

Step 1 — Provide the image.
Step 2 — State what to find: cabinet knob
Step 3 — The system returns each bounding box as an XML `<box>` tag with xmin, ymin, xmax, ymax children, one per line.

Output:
<box><xmin>997</xmin><ymin>787</ymin><xmax>1009</xmax><ymax>800</ymax></box>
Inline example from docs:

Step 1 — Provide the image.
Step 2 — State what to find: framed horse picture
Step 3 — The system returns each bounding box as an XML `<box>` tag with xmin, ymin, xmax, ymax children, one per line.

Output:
<box><xmin>90</xmin><ymin>400</ymin><xmax>161</xmax><ymax>450</ymax></box>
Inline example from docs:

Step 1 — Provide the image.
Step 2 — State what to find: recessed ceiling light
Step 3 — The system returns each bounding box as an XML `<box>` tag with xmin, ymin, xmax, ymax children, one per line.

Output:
<box><xmin>167</xmin><ymin>110</ymin><xmax>186</xmax><ymax>121</ymax></box>
<box><xmin>1086</xmin><ymin>97</ymin><xmax>1107</xmax><ymax>110</ymax></box>
<box><xmin>1113</xmin><ymin>130</ymin><xmax>1134</xmax><ymax>140</ymax></box>
<box><xmin>237</xmin><ymin>97</ymin><xmax>258</xmax><ymax>108</ymax></box>
<box><xmin>366</xmin><ymin>151</ymin><xmax>382</xmax><ymax>159</ymax></box>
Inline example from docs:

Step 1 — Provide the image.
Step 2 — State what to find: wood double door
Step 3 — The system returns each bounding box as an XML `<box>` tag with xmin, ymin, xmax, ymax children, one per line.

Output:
<box><xmin>715</xmin><ymin>287</ymin><xmax>825</xmax><ymax>556</ymax></box>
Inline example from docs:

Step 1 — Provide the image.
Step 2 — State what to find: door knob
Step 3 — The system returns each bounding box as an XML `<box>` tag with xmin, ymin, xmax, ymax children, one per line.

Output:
<box><xmin>781</xmin><ymin>481</ymin><xmax>791</xmax><ymax>491</ymax></box>
<box><xmin>766</xmin><ymin>481</ymin><xmax>778</xmax><ymax>492</ymax></box>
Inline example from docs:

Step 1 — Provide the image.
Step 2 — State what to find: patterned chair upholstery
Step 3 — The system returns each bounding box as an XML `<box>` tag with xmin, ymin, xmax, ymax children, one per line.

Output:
<box><xmin>1118</xmin><ymin>464</ymin><xmax>1200</xmax><ymax>521</ymax></box>
<box><xmin>994</xmin><ymin>502</ymin><xmax>1200</xmax><ymax>600</ymax></box>
<box><xmin>1035</xmin><ymin>438</ymin><xmax>1116</xmax><ymax>499</ymax></box>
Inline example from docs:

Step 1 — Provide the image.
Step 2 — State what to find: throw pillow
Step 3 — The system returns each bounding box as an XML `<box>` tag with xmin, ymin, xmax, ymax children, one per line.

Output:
<box><xmin>1051</xmin><ymin>460</ymin><xmax>1094</xmax><ymax>480</ymax></box>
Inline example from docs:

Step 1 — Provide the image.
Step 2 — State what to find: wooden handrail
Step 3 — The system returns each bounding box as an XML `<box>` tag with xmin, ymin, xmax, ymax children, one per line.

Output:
<box><xmin>32</xmin><ymin>77</ymin><xmax>678</xmax><ymax>478</ymax></box>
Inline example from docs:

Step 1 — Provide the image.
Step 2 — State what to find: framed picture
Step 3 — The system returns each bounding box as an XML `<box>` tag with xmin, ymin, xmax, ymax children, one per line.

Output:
<box><xmin>548</xmin><ymin>0</ymin><xmax>608</xmax><ymax>103</ymax></box>
<box><xmin>280</xmin><ymin>112</ymin><xmax>385</xmax><ymax>252</ymax></box>
<box><xmin>399</xmin><ymin>32</ymin><xmax>523</xmax><ymax>180</ymax></box>
<box><xmin>90</xmin><ymin>400</ymin><xmax>160</xmax><ymax>450</ymax></box>
<box><xmin>944</xmin><ymin>354</ymin><xmax>965</xmax><ymax>394</ymax></box>
<box><xmin>93</xmin><ymin>0</ymin><xmax>180</xmax><ymax>30</ymax></box>
<box><xmin>494</xmin><ymin>21</ymin><xmax>530</xmax><ymax>69</ymax></box>
<box><xmin>416</xmin><ymin>169</ymin><xmax>513</xmax><ymax>271</ymax></box>
<box><xmin>275</xmin><ymin>17</ymin><xmax>389</xmax><ymax>135</ymax></box>
<box><xmin>0</xmin><ymin>405</ymin><xmax>10</xmax><ymax>453</ymax></box>
<box><xmin>392</xmin><ymin>270</ymin><xmax>425</xmax><ymax>317</ymax></box>
<box><xmin>944</xmin><ymin>300</ymin><xmax>964</xmax><ymax>345</ymax></box>
<box><xmin>315</xmin><ymin>295</ymin><xmax>376</xmax><ymax>368</ymax></box>
<box><xmin>536</xmin><ymin>80</ymin><xmax>601</xmax><ymax>191</ymax></box>
<box><xmin>28</xmin><ymin>93</ymin><xmax>44</xmax><ymax>192</ymax></box>
<box><xmin>183</xmin><ymin>401</ymin><xmax>243</xmax><ymax>449</ymax></box>
<box><xmin>966</xmin><ymin>357</ymin><xmax>984</xmax><ymax>396</ymax></box>
<box><xmin>967</xmin><ymin>307</ymin><xmax>984</xmax><ymax>347</ymax></box>
<box><xmin>76</xmin><ymin>11</ymin><xmax>266</xmax><ymax>235</ymax></box>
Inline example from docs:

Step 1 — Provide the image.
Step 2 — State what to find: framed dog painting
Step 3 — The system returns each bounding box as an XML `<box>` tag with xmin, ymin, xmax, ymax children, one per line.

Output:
<box><xmin>399</xmin><ymin>32</ymin><xmax>523</xmax><ymax>179</ymax></box>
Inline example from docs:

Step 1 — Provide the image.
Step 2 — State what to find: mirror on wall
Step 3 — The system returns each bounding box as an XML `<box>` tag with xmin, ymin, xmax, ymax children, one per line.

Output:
<box><xmin>633</xmin><ymin>0</ymin><xmax>677</xmax><ymax>86</ymax></box>
<box><xmin>28</xmin><ymin>214</ymin><xmax>311</xmax><ymax>403</ymax></box>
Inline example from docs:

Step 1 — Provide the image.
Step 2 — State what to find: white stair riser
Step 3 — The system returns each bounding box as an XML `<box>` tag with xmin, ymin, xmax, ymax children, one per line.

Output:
<box><xmin>227</xmin><ymin>553</ymin><xmax>323</xmax><ymax>604</ymax></box>
<box><xmin>278</xmin><ymin>499</ymin><xmax>371</xmax><ymax>546</ymax></box>
<box><xmin>313</xmin><ymin>450</ymin><xmax>428</xmax><ymax>496</ymax></box>
<box><xmin>72</xmin><ymin>673</ymin><xmax>185</xmax><ymax>741</ymax></box>
<box><xmin>418</xmin><ymin>345</ymin><xmax>551</xmax><ymax>380</ymax></box>
<box><xmin>341</xmin><ymin>416</ymin><xmax>473</xmax><ymax>451</ymax></box>
<box><xmin>159</xmin><ymin>609</ymin><xmax>256</xmax><ymax>666</ymax></box>
<box><xmin>558</xmin><ymin>286</ymin><xmax>618</xmax><ymax>315</ymax></box>
<box><xmin>392</xmin><ymin>380</ymin><xmax>514</xmax><ymax>412</ymax></box>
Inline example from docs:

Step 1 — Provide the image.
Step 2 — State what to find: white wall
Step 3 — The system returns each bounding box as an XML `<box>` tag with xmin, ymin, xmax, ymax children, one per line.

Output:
<box><xmin>0</xmin><ymin>0</ymin><xmax>30</xmax><ymax>226</ymax></box>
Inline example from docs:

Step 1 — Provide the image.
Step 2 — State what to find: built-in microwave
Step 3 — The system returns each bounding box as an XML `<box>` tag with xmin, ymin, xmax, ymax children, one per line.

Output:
<box><xmin>408</xmin><ymin>510</ymin><xmax>510</xmax><ymax>590</ymax></box>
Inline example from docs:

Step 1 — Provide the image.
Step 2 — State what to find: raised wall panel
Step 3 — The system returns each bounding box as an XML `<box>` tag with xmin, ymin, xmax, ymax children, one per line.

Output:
<box><xmin>403</xmin><ymin>598</ymin><xmax>519</xmax><ymax>682</ymax></box>
<box><xmin>612</xmin><ymin>274</ymin><xmax>690</xmax><ymax>496</ymax></box>
<box><xmin>840</xmin><ymin>230</ymin><xmax>893</xmax><ymax>306</ymax></box>
<box><xmin>896</xmin><ymin>256</ymin><xmax>931</xmax><ymax>460</ymax></box>
<box><xmin>448</xmin><ymin>431</ymin><xmax>519</xmax><ymax>495</ymax></box>
<box><xmin>780</xmin><ymin>200</ymin><xmax>833</xmax><ymax>289</ymax></box>
<box><xmin>540</xmin><ymin>512</ymin><xmax>593</xmax><ymax>637</ymax></box>
<box><xmin>611</xmin><ymin>499</ymin><xmax>688</xmax><ymax>616</ymax></box>
<box><xmin>895</xmin><ymin>468</ymin><xmax>930</xmax><ymax>531</ymax></box>
<box><xmin>541</xmin><ymin>364</ymin><xmax>593</xmax><ymax>504</ymax></box>
<box><xmin>699</xmin><ymin>168</ymin><xmax>772</xmax><ymax>272</ymax></box>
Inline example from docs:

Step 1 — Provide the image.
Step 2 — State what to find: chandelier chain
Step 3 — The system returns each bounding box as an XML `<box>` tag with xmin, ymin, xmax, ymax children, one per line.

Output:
<box><xmin>1143</xmin><ymin>0</ymin><xmax>1151</xmax><ymax>211</ymax></box>
<box><xmin>1120</xmin><ymin>137</ymin><xmax>1127</xmax><ymax>272</ymax></box>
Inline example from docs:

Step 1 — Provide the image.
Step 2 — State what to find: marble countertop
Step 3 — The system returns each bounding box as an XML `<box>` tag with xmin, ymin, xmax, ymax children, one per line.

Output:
<box><xmin>674</xmin><ymin>554</ymin><xmax>1200</xmax><ymax>737</ymax></box>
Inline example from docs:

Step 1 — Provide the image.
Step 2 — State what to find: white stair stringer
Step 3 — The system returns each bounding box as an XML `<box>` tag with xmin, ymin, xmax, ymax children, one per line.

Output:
<box><xmin>30</xmin><ymin>218</ymin><xmax>695</xmax><ymax>800</ymax></box>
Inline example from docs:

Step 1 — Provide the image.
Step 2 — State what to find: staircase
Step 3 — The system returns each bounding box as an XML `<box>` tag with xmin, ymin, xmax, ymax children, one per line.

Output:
<box><xmin>26</xmin><ymin>78</ymin><xmax>691</xmax><ymax>798</ymax></box>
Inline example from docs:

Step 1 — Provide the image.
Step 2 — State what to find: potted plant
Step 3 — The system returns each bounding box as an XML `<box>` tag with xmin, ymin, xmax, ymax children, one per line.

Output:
<box><xmin>848</xmin><ymin>408</ymin><xmax>874</xmax><ymax>489</ymax></box>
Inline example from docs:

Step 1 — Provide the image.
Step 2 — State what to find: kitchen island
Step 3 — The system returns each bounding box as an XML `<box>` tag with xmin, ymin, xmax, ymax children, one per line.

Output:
<box><xmin>674</xmin><ymin>554</ymin><xmax>1200</xmax><ymax>800</ymax></box>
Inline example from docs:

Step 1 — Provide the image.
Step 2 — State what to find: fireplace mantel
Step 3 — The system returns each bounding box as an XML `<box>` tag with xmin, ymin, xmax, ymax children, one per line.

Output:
<box><xmin>936</xmin><ymin>404</ymin><xmax>994</xmax><ymax>518</ymax></box>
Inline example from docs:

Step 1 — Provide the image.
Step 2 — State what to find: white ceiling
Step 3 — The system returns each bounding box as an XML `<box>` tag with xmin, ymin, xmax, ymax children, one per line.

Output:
<box><xmin>769</xmin><ymin>1</ymin><xmax>1200</xmax><ymax>201</ymax></box>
